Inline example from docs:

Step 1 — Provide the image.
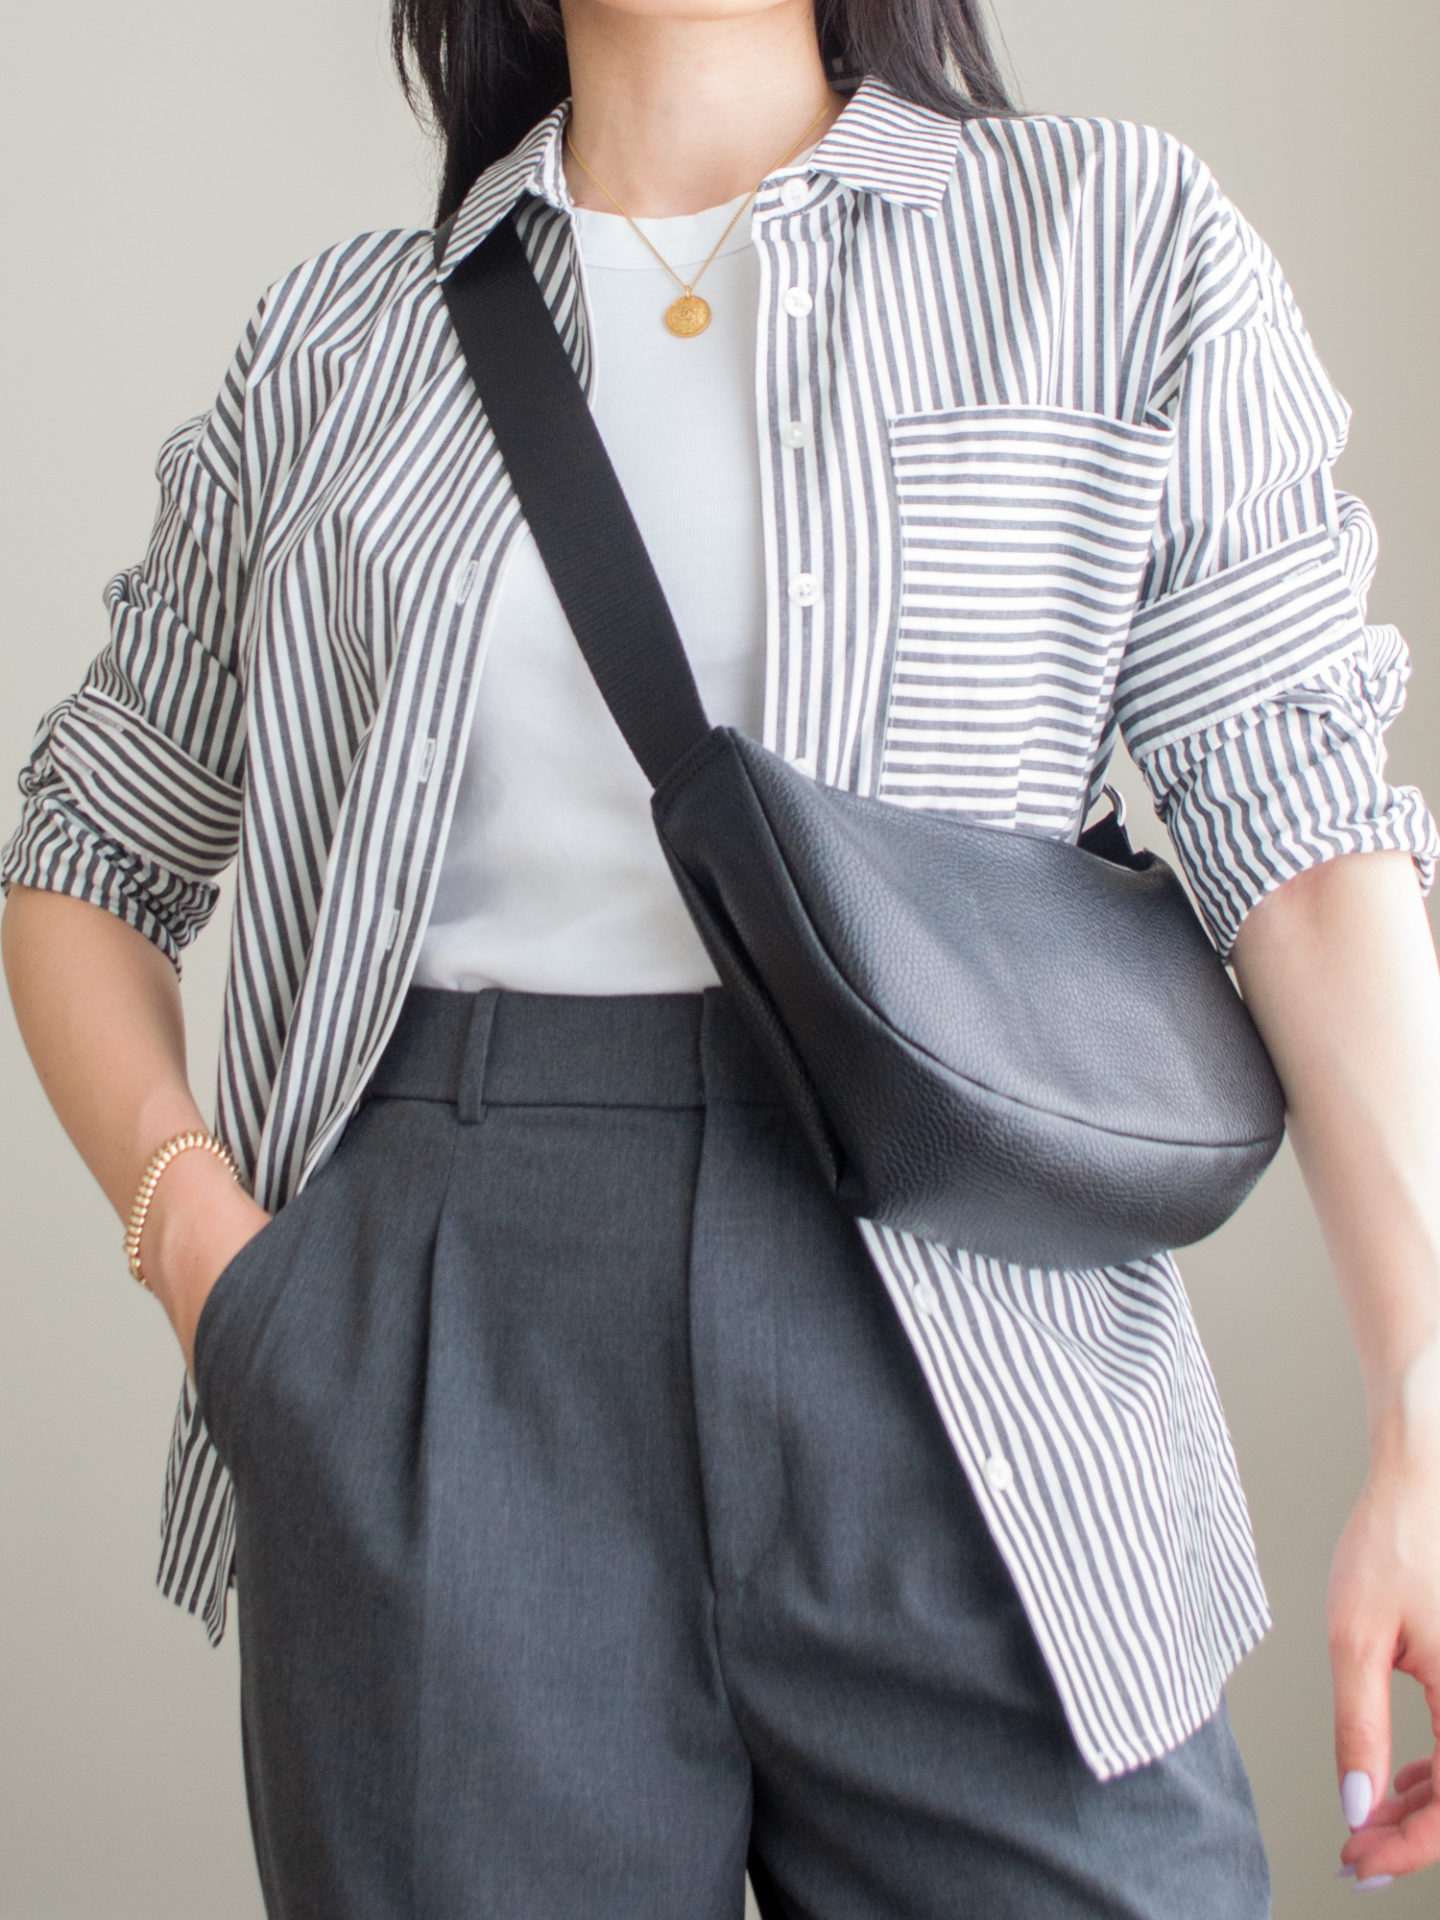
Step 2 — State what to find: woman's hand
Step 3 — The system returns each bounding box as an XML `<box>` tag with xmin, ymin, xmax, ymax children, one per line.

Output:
<box><xmin>139</xmin><ymin>1146</ymin><xmax>273</xmax><ymax>1376</ymax></box>
<box><xmin>1331</xmin><ymin>1431</ymin><xmax>1440</xmax><ymax>1884</ymax></box>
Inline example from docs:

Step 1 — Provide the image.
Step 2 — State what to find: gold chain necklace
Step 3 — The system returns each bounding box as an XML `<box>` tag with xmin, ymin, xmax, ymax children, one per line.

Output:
<box><xmin>564</xmin><ymin>96</ymin><xmax>835</xmax><ymax>338</ymax></box>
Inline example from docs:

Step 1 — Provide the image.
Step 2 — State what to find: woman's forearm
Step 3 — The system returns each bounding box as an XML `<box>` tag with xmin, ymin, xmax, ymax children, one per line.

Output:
<box><xmin>1234</xmin><ymin>850</ymin><xmax>1440</xmax><ymax>1876</ymax></box>
<box><xmin>1</xmin><ymin>883</ymin><xmax>267</xmax><ymax>1363</ymax></box>
<box><xmin>1230</xmin><ymin>849</ymin><xmax>1440</xmax><ymax>1453</ymax></box>
<box><xmin>2</xmin><ymin>885</ymin><xmax>206</xmax><ymax>1214</ymax></box>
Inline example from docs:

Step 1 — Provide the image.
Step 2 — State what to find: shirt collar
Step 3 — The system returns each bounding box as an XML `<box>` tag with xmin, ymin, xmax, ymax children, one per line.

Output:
<box><xmin>434</xmin><ymin>72</ymin><xmax>973</xmax><ymax>280</ymax></box>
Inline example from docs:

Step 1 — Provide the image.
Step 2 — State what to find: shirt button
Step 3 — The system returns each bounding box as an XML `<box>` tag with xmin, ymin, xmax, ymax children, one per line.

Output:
<box><xmin>782</xmin><ymin>286</ymin><xmax>813</xmax><ymax>318</ymax></box>
<box><xmin>780</xmin><ymin>175</ymin><xmax>809</xmax><ymax>209</ymax></box>
<box><xmin>787</xmin><ymin>572</ymin><xmax>820</xmax><ymax>607</ymax></box>
<box><xmin>912</xmin><ymin>1277</ymin><xmax>940</xmax><ymax>1316</ymax></box>
<box><xmin>780</xmin><ymin>419</ymin><xmax>812</xmax><ymax>449</ymax></box>
<box><xmin>983</xmin><ymin>1454</ymin><xmax>1016</xmax><ymax>1493</ymax></box>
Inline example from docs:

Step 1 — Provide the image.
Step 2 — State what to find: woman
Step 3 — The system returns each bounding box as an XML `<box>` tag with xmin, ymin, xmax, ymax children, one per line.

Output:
<box><xmin>4</xmin><ymin>0</ymin><xmax>1438</xmax><ymax>1911</ymax></box>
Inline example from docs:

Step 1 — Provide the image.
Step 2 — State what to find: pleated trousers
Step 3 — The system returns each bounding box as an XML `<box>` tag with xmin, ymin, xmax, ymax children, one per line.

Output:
<box><xmin>193</xmin><ymin>984</ymin><xmax>1270</xmax><ymax>1919</ymax></box>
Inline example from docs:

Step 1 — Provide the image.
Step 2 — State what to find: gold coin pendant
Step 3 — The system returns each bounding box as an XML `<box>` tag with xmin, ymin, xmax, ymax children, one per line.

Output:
<box><xmin>665</xmin><ymin>294</ymin><xmax>712</xmax><ymax>338</ymax></box>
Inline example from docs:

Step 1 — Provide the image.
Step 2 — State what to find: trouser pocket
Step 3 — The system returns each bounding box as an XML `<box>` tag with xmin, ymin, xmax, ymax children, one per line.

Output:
<box><xmin>191</xmin><ymin>1200</ymin><xmax>302</xmax><ymax>1469</ymax></box>
<box><xmin>228</xmin><ymin>1092</ymin><xmax>467</xmax><ymax>1917</ymax></box>
<box><xmin>190</xmin><ymin>1114</ymin><xmax>364</xmax><ymax>1468</ymax></box>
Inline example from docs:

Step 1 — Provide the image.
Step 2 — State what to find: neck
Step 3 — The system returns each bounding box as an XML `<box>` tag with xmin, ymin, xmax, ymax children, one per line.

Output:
<box><xmin>557</xmin><ymin>0</ymin><xmax>844</xmax><ymax>217</ymax></box>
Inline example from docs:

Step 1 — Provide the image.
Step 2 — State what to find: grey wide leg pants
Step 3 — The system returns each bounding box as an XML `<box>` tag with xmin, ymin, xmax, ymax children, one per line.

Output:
<box><xmin>193</xmin><ymin>985</ymin><xmax>1270</xmax><ymax>1919</ymax></box>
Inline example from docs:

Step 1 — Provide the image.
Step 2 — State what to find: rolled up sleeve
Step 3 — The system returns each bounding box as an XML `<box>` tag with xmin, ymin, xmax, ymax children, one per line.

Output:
<box><xmin>1</xmin><ymin>320</ymin><xmax>258</xmax><ymax>970</ymax></box>
<box><xmin>1114</xmin><ymin>178</ymin><xmax>1437</xmax><ymax>955</ymax></box>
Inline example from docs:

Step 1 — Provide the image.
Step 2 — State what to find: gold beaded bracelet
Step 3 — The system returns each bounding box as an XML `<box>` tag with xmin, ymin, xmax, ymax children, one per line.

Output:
<box><xmin>124</xmin><ymin>1129</ymin><xmax>240</xmax><ymax>1291</ymax></box>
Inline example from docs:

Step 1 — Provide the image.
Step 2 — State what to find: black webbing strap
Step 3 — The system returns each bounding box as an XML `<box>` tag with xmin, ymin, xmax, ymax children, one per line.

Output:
<box><xmin>440</xmin><ymin>215</ymin><xmax>712</xmax><ymax>789</ymax></box>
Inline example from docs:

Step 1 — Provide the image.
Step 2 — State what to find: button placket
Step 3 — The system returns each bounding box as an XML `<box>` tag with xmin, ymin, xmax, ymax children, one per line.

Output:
<box><xmin>761</xmin><ymin>217</ymin><xmax>830</xmax><ymax>762</ymax></box>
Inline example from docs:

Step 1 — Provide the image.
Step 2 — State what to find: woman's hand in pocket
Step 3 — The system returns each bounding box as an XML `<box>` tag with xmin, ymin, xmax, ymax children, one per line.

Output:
<box><xmin>140</xmin><ymin>1149</ymin><xmax>273</xmax><ymax>1377</ymax></box>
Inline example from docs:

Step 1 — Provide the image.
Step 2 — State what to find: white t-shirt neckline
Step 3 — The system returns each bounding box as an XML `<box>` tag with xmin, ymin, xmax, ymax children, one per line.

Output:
<box><xmin>571</xmin><ymin>188</ymin><xmax>758</xmax><ymax>272</ymax></box>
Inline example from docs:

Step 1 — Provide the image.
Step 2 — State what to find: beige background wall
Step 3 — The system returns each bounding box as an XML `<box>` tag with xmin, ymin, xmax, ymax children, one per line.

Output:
<box><xmin>1</xmin><ymin>3</ymin><xmax>1434</xmax><ymax>1915</ymax></box>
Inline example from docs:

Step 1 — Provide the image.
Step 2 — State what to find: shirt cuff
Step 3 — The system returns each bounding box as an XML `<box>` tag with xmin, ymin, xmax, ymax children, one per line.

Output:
<box><xmin>2</xmin><ymin>794</ymin><xmax>195</xmax><ymax>970</ymax></box>
<box><xmin>1138</xmin><ymin>643</ymin><xmax>1438</xmax><ymax>955</ymax></box>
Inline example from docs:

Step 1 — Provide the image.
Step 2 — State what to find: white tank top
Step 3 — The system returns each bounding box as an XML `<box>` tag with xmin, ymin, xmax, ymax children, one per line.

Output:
<box><xmin>413</xmin><ymin>190</ymin><xmax>764</xmax><ymax>995</ymax></box>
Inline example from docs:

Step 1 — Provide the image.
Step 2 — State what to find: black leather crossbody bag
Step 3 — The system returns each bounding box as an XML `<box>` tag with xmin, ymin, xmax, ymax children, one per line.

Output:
<box><xmin>439</xmin><ymin>214</ymin><xmax>1285</xmax><ymax>1269</ymax></box>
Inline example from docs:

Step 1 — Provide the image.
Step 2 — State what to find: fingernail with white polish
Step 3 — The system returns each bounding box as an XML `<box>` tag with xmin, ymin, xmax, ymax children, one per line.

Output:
<box><xmin>1342</xmin><ymin>1771</ymin><xmax>1374</xmax><ymax>1830</ymax></box>
<box><xmin>1354</xmin><ymin>1875</ymin><xmax>1394</xmax><ymax>1892</ymax></box>
<box><xmin>1337</xmin><ymin>1865</ymin><xmax>1358</xmax><ymax>1877</ymax></box>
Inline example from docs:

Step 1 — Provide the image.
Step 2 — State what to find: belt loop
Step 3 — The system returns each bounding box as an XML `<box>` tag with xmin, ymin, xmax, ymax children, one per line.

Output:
<box><xmin>698</xmin><ymin>987</ymin><xmax>728</xmax><ymax>1105</ymax></box>
<box><xmin>457</xmin><ymin>990</ymin><xmax>499</xmax><ymax>1124</ymax></box>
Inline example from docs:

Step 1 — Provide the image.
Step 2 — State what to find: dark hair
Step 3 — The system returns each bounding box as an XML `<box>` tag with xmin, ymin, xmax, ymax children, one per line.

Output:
<box><xmin>392</xmin><ymin>1</ymin><xmax>1015</xmax><ymax>223</ymax></box>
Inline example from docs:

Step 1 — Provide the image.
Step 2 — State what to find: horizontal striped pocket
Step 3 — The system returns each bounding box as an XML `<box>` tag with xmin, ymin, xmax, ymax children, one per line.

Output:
<box><xmin>882</xmin><ymin>405</ymin><xmax>1175</xmax><ymax>825</ymax></box>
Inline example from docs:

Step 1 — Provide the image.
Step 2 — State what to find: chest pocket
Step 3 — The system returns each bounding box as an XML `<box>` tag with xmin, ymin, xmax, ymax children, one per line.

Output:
<box><xmin>880</xmin><ymin>405</ymin><xmax>1175</xmax><ymax>832</ymax></box>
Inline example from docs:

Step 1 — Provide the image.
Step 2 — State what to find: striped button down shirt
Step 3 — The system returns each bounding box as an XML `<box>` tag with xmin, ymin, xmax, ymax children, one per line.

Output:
<box><xmin>5</xmin><ymin>72</ymin><xmax>1435</xmax><ymax>1781</ymax></box>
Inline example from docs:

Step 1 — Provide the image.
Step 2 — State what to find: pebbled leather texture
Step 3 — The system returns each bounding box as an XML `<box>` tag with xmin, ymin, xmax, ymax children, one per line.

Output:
<box><xmin>655</xmin><ymin>729</ymin><xmax>1285</xmax><ymax>1268</ymax></box>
